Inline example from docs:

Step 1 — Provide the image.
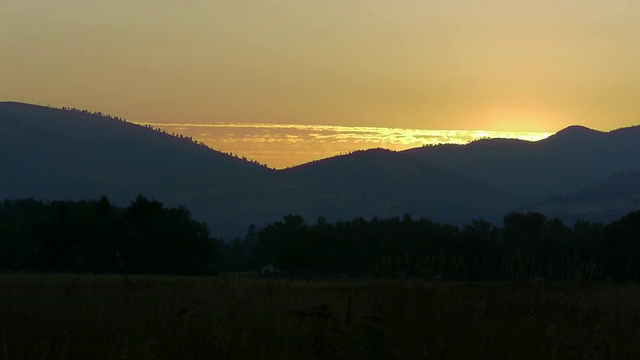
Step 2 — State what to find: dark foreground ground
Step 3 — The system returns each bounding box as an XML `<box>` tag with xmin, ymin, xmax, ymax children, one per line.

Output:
<box><xmin>1</xmin><ymin>274</ymin><xmax>639</xmax><ymax>359</ymax></box>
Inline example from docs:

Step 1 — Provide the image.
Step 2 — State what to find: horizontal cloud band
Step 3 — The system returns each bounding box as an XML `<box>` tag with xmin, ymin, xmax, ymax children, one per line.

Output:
<box><xmin>138</xmin><ymin>122</ymin><xmax>552</xmax><ymax>169</ymax></box>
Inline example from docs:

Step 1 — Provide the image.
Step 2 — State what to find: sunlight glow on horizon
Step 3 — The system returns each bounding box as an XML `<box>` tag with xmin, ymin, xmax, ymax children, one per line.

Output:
<box><xmin>138</xmin><ymin>121</ymin><xmax>552</xmax><ymax>169</ymax></box>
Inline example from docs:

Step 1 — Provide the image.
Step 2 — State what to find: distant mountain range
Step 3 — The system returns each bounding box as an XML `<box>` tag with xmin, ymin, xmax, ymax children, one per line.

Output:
<box><xmin>403</xmin><ymin>125</ymin><xmax>640</xmax><ymax>202</ymax></box>
<box><xmin>0</xmin><ymin>102</ymin><xmax>280</xmax><ymax>237</ymax></box>
<box><xmin>2</xmin><ymin>102</ymin><xmax>639</xmax><ymax>237</ymax></box>
<box><xmin>280</xmin><ymin>148</ymin><xmax>515</xmax><ymax>224</ymax></box>
<box><xmin>528</xmin><ymin>170</ymin><xmax>640</xmax><ymax>224</ymax></box>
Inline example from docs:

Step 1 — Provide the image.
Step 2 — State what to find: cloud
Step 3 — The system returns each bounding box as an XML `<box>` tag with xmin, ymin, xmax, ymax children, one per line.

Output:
<box><xmin>138</xmin><ymin>121</ymin><xmax>552</xmax><ymax>169</ymax></box>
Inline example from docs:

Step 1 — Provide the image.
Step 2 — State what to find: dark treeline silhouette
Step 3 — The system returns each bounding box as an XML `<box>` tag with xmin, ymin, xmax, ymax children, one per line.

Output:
<box><xmin>0</xmin><ymin>196</ymin><xmax>219</xmax><ymax>275</ymax></box>
<box><xmin>223</xmin><ymin>211</ymin><xmax>640</xmax><ymax>282</ymax></box>
<box><xmin>3</xmin><ymin>195</ymin><xmax>640</xmax><ymax>281</ymax></box>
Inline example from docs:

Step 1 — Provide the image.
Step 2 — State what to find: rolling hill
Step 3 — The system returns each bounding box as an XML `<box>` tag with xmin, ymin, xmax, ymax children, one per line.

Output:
<box><xmin>1</xmin><ymin>102</ymin><xmax>524</xmax><ymax>235</ymax></box>
<box><xmin>0</xmin><ymin>102</ymin><xmax>285</xmax><ymax>237</ymax></box>
<box><xmin>281</xmin><ymin>148</ymin><xmax>518</xmax><ymax>224</ymax></box>
<box><xmin>3</xmin><ymin>102</ymin><xmax>639</xmax><ymax>236</ymax></box>
<box><xmin>403</xmin><ymin>125</ymin><xmax>640</xmax><ymax>202</ymax></box>
<box><xmin>528</xmin><ymin>170</ymin><xmax>640</xmax><ymax>224</ymax></box>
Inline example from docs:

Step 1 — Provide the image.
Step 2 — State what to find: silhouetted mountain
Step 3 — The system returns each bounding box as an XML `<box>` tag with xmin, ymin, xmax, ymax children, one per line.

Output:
<box><xmin>528</xmin><ymin>170</ymin><xmax>640</xmax><ymax>224</ymax></box>
<box><xmin>0</xmin><ymin>102</ymin><xmax>284</xmax><ymax>237</ymax></box>
<box><xmin>403</xmin><ymin>125</ymin><xmax>640</xmax><ymax>202</ymax></box>
<box><xmin>4</xmin><ymin>102</ymin><xmax>638</xmax><ymax>236</ymax></box>
<box><xmin>545</xmin><ymin>125</ymin><xmax>603</xmax><ymax>143</ymax></box>
<box><xmin>1</xmin><ymin>102</ymin><xmax>524</xmax><ymax>235</ymax></box>
<box><xmin>550</xmin><ymin>170</ymin><xmax>640</xmax><ymax>203</ymax></box>
<box><xmin>281</xmin><ymin>148</ymin><xmax>518</xmax><ymax>224</ymax></box>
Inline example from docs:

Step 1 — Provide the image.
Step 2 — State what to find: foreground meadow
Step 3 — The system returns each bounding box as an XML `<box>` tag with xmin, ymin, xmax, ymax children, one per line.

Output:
<box><xmin>1</xmin><ymin>275</ymin><xmax>639</xmax><ymax>359</ymax></box>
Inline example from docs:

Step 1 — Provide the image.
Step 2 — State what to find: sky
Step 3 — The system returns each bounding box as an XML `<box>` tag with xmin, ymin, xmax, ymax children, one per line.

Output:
<box><xmin>2</xmin><ymin>1</ymin><xmax>639</xmax><ymax>167</ymax></box>
<box><xmin>138</xmin><ymin>121</ymin><xmax>551</xmax><ymax>168</ymax></box>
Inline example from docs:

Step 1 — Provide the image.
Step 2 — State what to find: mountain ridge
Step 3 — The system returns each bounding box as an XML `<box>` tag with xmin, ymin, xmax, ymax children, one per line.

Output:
<box><xmin>403</xmin><ymin>123</ymin><xmax>640</xmax><ymax>202</ymax></box>
<box><xmin>526</xmin><ymin>169</ymin><xmax>640</xmax><ymax>224</ymax></box>
<box><xmin>0</xmin><ymin>102</ymin><xmax>282</xmax><ymax>237</ymax></box>
<box><xmin>281</xmin><ymin>147</ymin><xmax>518</xmax><ymax>224</ymax></box>
<box><xmin>3</xmin><ymin>101</ymin><xmax>640</xmax><ymax>236</ymax></box>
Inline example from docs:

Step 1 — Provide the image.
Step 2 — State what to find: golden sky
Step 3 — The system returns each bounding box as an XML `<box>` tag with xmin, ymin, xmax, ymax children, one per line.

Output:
<box><xmin>138</xmin><ymin>121</ymin><xmax>551</xmax><ymax>168</ymax></box>
<box><xmin>2</xmin><ymin>1</ymin><xmax>639</xmax><ymax>165</ymax></box>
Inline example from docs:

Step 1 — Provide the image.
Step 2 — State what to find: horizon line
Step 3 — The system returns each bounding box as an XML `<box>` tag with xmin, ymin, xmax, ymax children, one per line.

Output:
<box><xmin>134</xmin><ymin>121</ymin><xmax>554</xmax><ymax>169</ymax></box>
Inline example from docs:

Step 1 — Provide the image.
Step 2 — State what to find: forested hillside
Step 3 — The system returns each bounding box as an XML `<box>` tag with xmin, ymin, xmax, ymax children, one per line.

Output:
<box><xmin>3</xmin><ymin>102</ymin><xmax>639</xmax><ymax>238</ymax></box>
<box><xmin>280</xmin><ymin>148</ymin><xmax>517</xmax><ymax>224</ymax></box>
<box><xmin>529</xmin><ymin>170</ymin><xmax>640</xmax><ymax>224</ymax></box>
<box><xmin>0</xmin><ymin>102</ymin><xmax>284</xmax><ymax>238</ymax></box>
<box><xmin>404</xmin><ymin>125</ymin><xmax>640</xmax><ymax>201</ymax></box>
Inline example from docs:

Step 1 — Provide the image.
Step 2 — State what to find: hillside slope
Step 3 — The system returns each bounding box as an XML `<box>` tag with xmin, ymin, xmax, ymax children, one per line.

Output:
<box><xmin>0</xmin><ymin>102</ymin><xmax>282</xmax><ymax>236</ymax></box>
<box><xmin>403</xmin><ymin>125</ymin><xmax>640</xmax><ymax>202</ymax></box>
<box><xmin>280</xmin><ymin>148</ymin><xmax>519</xmax><ymax>224</ymax></box>
<box><xmin>528</xmin><ymin>170</ymin><xmax>640</xmax><ymax>224</ymax></box>
<box><xmin>8</xmin><ymin>102</ymin><xmax>636</xmax><ymax>236</ymax></box>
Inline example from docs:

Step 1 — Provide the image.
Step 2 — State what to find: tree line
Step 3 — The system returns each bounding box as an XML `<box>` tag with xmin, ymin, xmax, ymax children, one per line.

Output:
<box><xmin>2</xmin><ymin>196</ymin><xmax>640</xmax><ymax>281</ymax></box>
<box><xmin>223</xmin><ymin>211</ymin><xmax>640</xmax><ymax>282</ymax></box>
<box><xmin>0</xmin><ymin>196</ymin><xmax>219</xmax><ymax>275</ymax></box>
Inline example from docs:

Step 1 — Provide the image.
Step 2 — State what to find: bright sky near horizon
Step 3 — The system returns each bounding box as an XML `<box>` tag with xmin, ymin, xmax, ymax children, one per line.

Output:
<box><xmin>2</xmin><ymin>1</ymin><xmax>639</xmax><ymax>166</ymax></box>
<box><xmin>137</xmin><ymin>121</ymin><xmax>552</xmax><ymax>168</ymax></box>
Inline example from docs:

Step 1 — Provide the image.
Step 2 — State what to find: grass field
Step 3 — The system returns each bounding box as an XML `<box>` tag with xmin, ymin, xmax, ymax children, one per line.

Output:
<box><xmin>1</xmin><ymin>274</ymin><xmax>639</xmax><ymax>359</ymax></box>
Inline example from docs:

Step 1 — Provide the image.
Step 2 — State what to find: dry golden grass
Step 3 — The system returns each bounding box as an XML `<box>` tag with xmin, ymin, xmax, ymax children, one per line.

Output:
<box><xmin>1</xmin><ymin>274</ymin><xmax>639</xmax><ymax>359</ymax></box>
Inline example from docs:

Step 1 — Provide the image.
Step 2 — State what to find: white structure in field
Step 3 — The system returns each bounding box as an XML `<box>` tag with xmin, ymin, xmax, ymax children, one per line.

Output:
<box><xmin>260</xmin><ymin>264</ymin><xmax>276</xmax><ymax>276</ymax></box>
